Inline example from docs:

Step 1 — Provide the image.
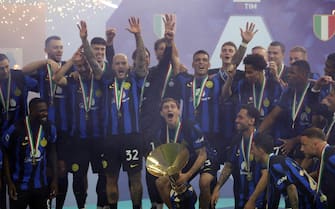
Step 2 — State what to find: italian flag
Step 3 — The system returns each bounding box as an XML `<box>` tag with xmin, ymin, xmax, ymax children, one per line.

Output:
<box><xmin>313</xmin><ymin>14</ymin><xmax>335</xmax><ymax>41</ymax></box>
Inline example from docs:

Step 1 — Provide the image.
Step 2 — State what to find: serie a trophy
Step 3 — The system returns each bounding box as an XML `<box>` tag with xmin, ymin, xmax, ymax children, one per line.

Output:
<box><xmin>146</xmin><ymin>143</ymin><xmax>197</xmax><ymax>209</ymax></box>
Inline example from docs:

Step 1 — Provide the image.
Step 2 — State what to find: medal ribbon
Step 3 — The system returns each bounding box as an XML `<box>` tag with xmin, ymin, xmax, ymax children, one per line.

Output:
<box><xmin>161</xmin><ymin>64</ymin><xmax>173</xmax><ymax>99</ymax></box>
<box><xmin>317</xmin><ymin>144</ymin><xmax>329</xmax><ymax>193</ymax></box>
<box><xmin>139</xmin><ymin>75</ymin><xmax>148</xmax><ymax>113</ymax></box>
<box><xmin>114</xmin><ymin>77</ymin><xmax>125</xmax><ymax>112</ymax></box>
<box><xmin>253</xmin><ymin>76</ymin><xmax>266</xmax><ymax>111</ymax></box>
<box><xmin>326</xmin><ymin>114</ymin><xmax>335</xmax><ymax>140</ymax></box>
<box><xmin>25</xmin><ymin>116</ymin><xmax>42</xmax><ymax>157</ymax></box>
<box><xmin>278</xmin><ymin>64</ymin><xmax>284</xmax><ymax>79</ymax></box>
<box><xmin>78</xmin><ymin>74</ymin><xmax>94</xmax><ymax>113</ymax></box>
<box><xmin>192</xmin><ymin>75</ymin><xmax>208</xmax><ymax>111</ymax></box>
<box><xmin>0</xmin><ymin>71</ymin><xmax>11</xmax><ymax>116</ymax></box>
<box><xmin>292</xmin><ymin>83</ymin><xmax>310</xmax><ymax>127</ymax></box>
<box><xmin>241</xmin><ymin>130</ymin><xmax>255</xmax><ymax>173</ymax></box>
<box><xmin>166</xmin><ymin>120</ymin><xmax>181</xmax><ymax>143</ymax></box>
<box><xmin>47</xmin><ymin>64</ymin><xmax>57</xmax><ymax>103</ymax></box>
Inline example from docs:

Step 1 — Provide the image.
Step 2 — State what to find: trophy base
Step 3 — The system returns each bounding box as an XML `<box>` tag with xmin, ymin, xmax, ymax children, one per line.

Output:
<box><xmin>170</xmin><ymin>184</ymin><xmax>197</xmax><ymax>209</ymax></box>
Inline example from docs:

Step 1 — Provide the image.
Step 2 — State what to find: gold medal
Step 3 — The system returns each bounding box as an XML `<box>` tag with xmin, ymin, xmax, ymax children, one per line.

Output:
<box><xmin>118</xmin><ymin>111</ymin><xmax>122</xmax><ymax>118</ymax></box>
<box><xmin>247</xmin><ymin>172</ymin><xmax>253</xmax><ymax>181</ymax></box>
<box><xmin>320</xmin><ymin>194</ymin><xmax>327</xmax><ymax>202</ymax></box>
<box><xmin>85</xmin><ymin>112</ymin><xmax>89</xmax><ymax>120</ymax></box>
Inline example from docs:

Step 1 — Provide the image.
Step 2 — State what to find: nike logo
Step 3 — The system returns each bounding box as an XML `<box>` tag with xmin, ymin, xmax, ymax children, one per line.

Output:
<box><xmin>130</xmin><ymin>164</ymin><xmax>138</xmax><ymax>168</ymax></box>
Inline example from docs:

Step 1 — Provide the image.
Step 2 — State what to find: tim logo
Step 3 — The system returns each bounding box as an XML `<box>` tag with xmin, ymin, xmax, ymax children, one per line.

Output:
<box><xmin>233</xmin><ymin>0</ymin><xmax>260</xmax><ymax>2</ymax></box>
<box><xmin>233</xmin><ymin>0</ymin><xmax>261</xmax><ymax>10</ymax></box>
<box><xmin>313</xmin><ymin>10</ymin><xmax>335</xmax><ymax>41</ymax></box>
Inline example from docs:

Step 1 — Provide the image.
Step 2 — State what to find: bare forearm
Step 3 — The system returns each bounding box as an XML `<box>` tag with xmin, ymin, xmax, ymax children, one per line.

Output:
<box><xmin>82</xmin><ymin>38</ymin><xmax>103</xmax><ymax>79</ymax></box>
<box><xmin>22</xmin><ymin>60</ymin><xmax>48</xmax><ymax>74</ymax></box>
<box><xmin>287</xmin><ymin>184</ymin><xmax>299</xmax><ymax>209</ymax></box>
<box><xmin>249</xmin><ymin>170</ymin><xmax>268</xmax><ymax>202</ymax></box>
<box><xmin>216</xmin><ymin>163</ymin><xmax>232</xmax><ymax>190</ymax></box>
<box><xmin>231</xmin><ymin>44</ymin><xmax>247</xmax><ymax>66</ymax></box>
<box><xmin>134</xmin><ymin>32</ymin><xmax>147</xmax><ymax>77</ymax></box>
<box><xmin>186</xmin><ymin>147</ymin><xmax>207</xmax><ymax>178</ymax></box>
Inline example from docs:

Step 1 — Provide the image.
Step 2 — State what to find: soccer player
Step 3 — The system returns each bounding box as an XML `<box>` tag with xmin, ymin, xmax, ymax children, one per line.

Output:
<box><xmin>0</xmin><ymin>53</ymin><xmax>37</xmax><ymax>209</ymax></box>
<box><xmin>2</xmin><ymin>98</ymin><xmax>57</xmax><ymax>209</ymax></box>
<box><xmin>211</xmin><ymin>105</ymin><xmax>267</xmax><ymax>209</ymax></box>
<box><xmin>252</xmin><ymin>133</ymin><xmax>328</xmax><ymax>209</ymax></box>
<box><xmin>235</xmin><ymin>54</ymin><xmax>282</xmax><ymax>122</ymax></box>
<box><xmin>137</xmin><ymin>14</ymin><xmax>178</xmax><ymax>209</ymax></box>
<box><xmin>102</xmin><ymin>17</ymin><xmax>146</xmax><ymax>209</ymax></box>
<box><xmin>155</xmin><ymin>98</ymin><xmax>216</xmax><ymax>209</ymax></box>
<box><xmin>258</xmin><ymin>60</ymin><xmax>319</xmax><ymax>159</ymax></box>
<box><xmin>267</xmin><ymin>41</ymin><xmax>289</xmax><ymax>88</ymax></box>
<box><xmin>209</xmin><ymin>22</ymin><xmax>257</xmax><ymax>163</ymax></box>
<box><xmin>300</xmin><ymin>127</ymin><xmax>335</xmax><ymax>209</ymax></box>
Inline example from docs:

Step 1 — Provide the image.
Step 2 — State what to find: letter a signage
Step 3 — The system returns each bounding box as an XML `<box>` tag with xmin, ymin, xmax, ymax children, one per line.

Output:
<box><xmin>313</xmin><ymin>10</ymin><xmax>335</xmax><ymax>41</ymax></box>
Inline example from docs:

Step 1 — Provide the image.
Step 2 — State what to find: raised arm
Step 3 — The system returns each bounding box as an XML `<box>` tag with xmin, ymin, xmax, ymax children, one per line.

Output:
<box><xmin>77</xmin><ymin>20</ymin><xmax>103</xmax><ymax>80</ymax></box>
<box><xmin>231</xmin><ymin>22</ymin><xmax>258</xmax><ymax>66</ymax></box>
<box><xmin>53</xmin><ymin>47</ymin><xmax>82</xmax><ymax>86</ymax></box>
<box><xmin>22</xmin><ymin>59</ymin><xmax>60</xmax><ymax>75</ymax></box>
<box><xmin>106</xmin><ymin>27</ymin><xmax>116</xmax><ymax>65</ymax></box>
<box><xmin>163</xmin><ymin>14</ymin><xmax>184</xmax><ymax>75</ymax></box>
<box><xmin>127</xmin><ymin>16</ymin><xmax>147</xmax><ymax>78</ymax></box>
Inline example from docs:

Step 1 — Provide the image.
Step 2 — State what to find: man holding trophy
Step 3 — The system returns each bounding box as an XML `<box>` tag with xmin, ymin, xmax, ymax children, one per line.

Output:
<box><xmin>146</xmin><ymin>98</ymin><xmax>218</xmax><ymax>209</ymax></box>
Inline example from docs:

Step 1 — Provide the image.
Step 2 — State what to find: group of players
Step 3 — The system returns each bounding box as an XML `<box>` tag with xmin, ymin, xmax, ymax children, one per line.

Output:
<box><xmin>0</xmin><ymin>13</ymin><xmax>335</xmax><ymax>209</ymax></box>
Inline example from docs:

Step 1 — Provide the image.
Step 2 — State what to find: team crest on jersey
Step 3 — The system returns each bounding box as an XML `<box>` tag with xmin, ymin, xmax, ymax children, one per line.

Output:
<box><xmin>205</xmin><ymin>80</ymin><xmax>213</xmax><ymax>88</ymax></box>
<box><xmin>263</xmin><ymin>98</ymin><xmax>270</xmax><ymax>107</ymax></box>
<box><xmin>187</xmin><ymin>82</ymin><xmax>192</xmax><ymax>88</ymax></box>
<box><xmin>14</xmin><ymin>88</ymin><xmax>21</xmax><ymax>96</ymax></box>
<box><xmin>313</xmin><ymin>11</ymin><xmax>335</xmax><ymax>41</ymax></box>
<box><xmin>40</xmin><ymin>138</ymin><xmax>48</xmax><ymax>147</ymax></box>
<box><xmin>72</xmin><ymin>163</ymin><xmax>79</xmax><ymax>172</ymax></box>
<box><xmin>95</xmin><ymin>89</ymin><xmax>102</xmax><ymax>98</ymax></box>
<box><xmin>124</xmin><ymin>82</ymin><xmax>131</xmax><ymax>90</ymax></box>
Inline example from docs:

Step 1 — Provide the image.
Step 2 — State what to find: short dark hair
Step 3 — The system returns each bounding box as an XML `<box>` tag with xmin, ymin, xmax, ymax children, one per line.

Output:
<box><xmin>240</xmin><ymin>104</ymin><xmax>260</xmax><ymax>127</ymax></box>
<box><xmin>0</xmin><ymin>53</ymin><xmax>8</xmax><ymax>62</ymax></box>
<box><xmin>270</xmin><ymin>41</ymin><xmax>285</xmax><ymax>54</ymax></box>
<box><xmin>160</xmin><ymin>98</ymin><xmax>180</xmax><ymax>111</ymax></box>
<box><xmin>326</xmin><ymin>53</ymin><xmax>335</xmax><ymax>68</ymax></box>
<box><xmin>291</xmin><ymin>60</ymin><xmax>311</xmax><ymax>78</ymax></box>
<box><xmin>154</xmin><ymin>38</ymin><xmax>167</xmax><ymax>51</ymax></box>
<box><xmin>301</xmin><ymin>127</ymin><xmax>326</xmax><ymax>141</ymax></box>
<box><xmin>253</xmin><ymin>133</ymin><xmax>274</xmax><ymax>154</ymax></box>
<box><xmin>193</xmin><ymin>50</ymin><xmax>210</xmax><ymax>60</ymax></box>
<box><xmin>45</xmin><ymin>36</ymin><xmax>61</xmax><ymax>48</ymax></box>
<box><xmin>243</xmin><ymin>54</ymin><xmax>267</xmax><ymax>71</ymax></box>
<box><xmin>29</xmin><ymin>98</ymin><xmax>47</xmax><ymax>113</ymax></box>
<box><xmin>90</xmin><ymin>37</ymin><xmax>107</xmax><ymax>46</ymax></box>
<box><xmin>132</xmin><ymin>48</ymin><xmax>151</xmax><ymax>61</ymax></box>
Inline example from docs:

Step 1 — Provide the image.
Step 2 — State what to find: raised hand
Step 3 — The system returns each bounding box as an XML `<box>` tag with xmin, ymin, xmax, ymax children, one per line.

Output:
<box><xmin>77</xmin><ymin>20</ymin><xmax>88</xmax><ymax>41</ymax></box>
<box><xmin>163</xmin><ymin>13</ymin><xmax>176</xmax><ymax>32</ymax></box>
<box><xmin>163</xmin><ymin>14</ymin><xmax>176</xmax><ymax>42</ymax></box>
<box><xmin>240</xmin><ymin>22</ymin><xmax>258</xmax><ymax>44</ymax></box>
<box><xmin>72</xmin><ymin>47</ymin><xmax>84</xmax><ymax>66</ymax></box>
<box><xmin>127</xmin><ymin>17</ymin><xmax>141</xmax><ymax>34</ymax></box>
<box><xmin>106</xmin><ymin>28</ymin><xmax>116</xmax><ymax>45</ymax></box>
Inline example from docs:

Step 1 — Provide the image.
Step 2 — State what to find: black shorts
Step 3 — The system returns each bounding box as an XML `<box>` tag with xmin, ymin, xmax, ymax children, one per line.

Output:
<box><xmin>102</xmin><ymin>133</ymin><xmax>143</xmax><ymax>174</ymax></box>
<box><xmin>56</xmin><ymin>131</ymin><xmax>72</xmax><ymax>161</ymax></box>
<box><xmin>68</xmin><ymin>137</ymin><xmax>104</xmax><ymax>174</ymax></box>
<box><xmin>10</xmin><ymin>187</ymin><xmax>49</xmax><ymax>209</ymax></box>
